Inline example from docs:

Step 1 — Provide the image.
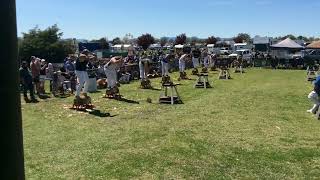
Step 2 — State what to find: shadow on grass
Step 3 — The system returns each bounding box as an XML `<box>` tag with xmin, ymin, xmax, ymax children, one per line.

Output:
<box><xmin>115</xmin><ymin>97</ymin><xmax>140</xmax><ymax>104</ymax></box>
<box><xmin>70</xmin><ymin>107</ymin><xmax>115</xmax><ymax>117</ymax></box>
<box><xmin>38</xmin><ymin>94</ymin><xmax>51</xmax><ymax>99</ymax></box>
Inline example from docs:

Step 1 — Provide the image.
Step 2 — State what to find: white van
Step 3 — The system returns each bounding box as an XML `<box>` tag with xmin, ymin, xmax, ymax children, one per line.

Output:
<box><xmin>229</xmin><ymin>49</ymin><xmax>252</xmax><ymax>61</ymax></box>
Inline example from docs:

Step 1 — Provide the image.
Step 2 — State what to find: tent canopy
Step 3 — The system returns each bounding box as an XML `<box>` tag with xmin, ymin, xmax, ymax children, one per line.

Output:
<box><xmin>174</xmin><ymin>44</ymin><xmax>184</xmax><ymax>49</ymax></box>
<box><xmin>271</xmin><ymin>38</ymin><xmax>303</xmax><ymax>49</ymax></box>
<box><xmin>307</xmin><ymin>41</ymin><xmax>320</xmax><ymax>49</ymax></box>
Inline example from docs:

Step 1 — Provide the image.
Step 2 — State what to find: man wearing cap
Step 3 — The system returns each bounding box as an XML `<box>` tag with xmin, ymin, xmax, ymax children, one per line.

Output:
<box><xmin>75</xmin><ymin>54</ymin><xmax>89</xmax><ymax>98</ymax></box>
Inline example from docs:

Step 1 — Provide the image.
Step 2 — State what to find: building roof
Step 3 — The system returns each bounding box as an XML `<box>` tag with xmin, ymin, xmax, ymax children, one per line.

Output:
<box><xmin>307</xmin><ymin>41</ymin><xmax>320</xmax><ymax>49</ymax></box>
<box><xmin>253</xmin><ymin>36</ymin><xmax>270</xmax><ymax>44</ymax></box>
<box><xmin>271</xmin><ymin>38</ymin><xmax>303</xmax><ymax>49</ymax></box>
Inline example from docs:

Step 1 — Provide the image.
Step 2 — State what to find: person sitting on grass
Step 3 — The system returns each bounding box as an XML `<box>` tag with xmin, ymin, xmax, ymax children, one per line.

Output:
<box><xmin>307</xmin><ymin>75</ymin><xmax>320</xmax><ymax>114</ymax></box>
<box><xmin>19</xmin><ymin>61</ymin><xmax>38</xmax><ymax>103</ymax></box>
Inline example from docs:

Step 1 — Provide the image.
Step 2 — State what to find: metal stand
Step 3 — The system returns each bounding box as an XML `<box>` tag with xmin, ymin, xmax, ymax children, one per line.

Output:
<box><xmin>159</xmin><ymin>83</ymin><xmax>182</xmax><ymax>104</ymax></box>
<box><xmin>195</xmin><ymin>73</ymin><xmax>212</xmax><ymax>89</ymax></box>
<box><xmin>219</xmin><ymin>68</ymin><xmax>231</xmax><ymax>80</ymax></box>
<box><xmin>140</xmin><ymin>79</ymin><xmax>152</xmax><ymax>89</ymax></box>
<box><xmin>234</xmin><ymin>66</ymin><xmax>244</xmax><ymax>74</ymax></box>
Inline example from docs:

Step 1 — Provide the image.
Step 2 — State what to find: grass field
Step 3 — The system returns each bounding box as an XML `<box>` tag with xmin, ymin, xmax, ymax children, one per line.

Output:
<box><xmin>22</xmin><ymin>68</ymin><xmax>320</xmax><ymax>179</ymax></box>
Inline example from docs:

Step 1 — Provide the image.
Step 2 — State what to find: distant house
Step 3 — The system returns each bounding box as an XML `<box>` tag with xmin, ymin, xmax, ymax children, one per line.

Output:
<box><xmin>253</xmin><ymin>36</ymin><xmax>271</xmax><ymax>52</ymax></box>
<box><xmin>306</xmin><ymin>41</ymin><xmax>320</xmax><ymax>49</ymax></box>
<box><xmin>270</xmin><ymin>38</ymin><xmax>304</xmax><ymax>59</ymax></box>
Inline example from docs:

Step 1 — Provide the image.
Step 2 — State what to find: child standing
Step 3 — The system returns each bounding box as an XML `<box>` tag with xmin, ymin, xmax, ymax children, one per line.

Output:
<box><xmin>308</xmin><ymin>76</ymin><xmax>320</xmax><ymax>114</ymax></box>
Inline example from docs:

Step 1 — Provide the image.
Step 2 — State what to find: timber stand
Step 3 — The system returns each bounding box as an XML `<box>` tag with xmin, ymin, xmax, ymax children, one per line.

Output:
<box><xmin>201</xmin><ymin>67</ymin><xmax>208</xmax><ymax>73</ymax></box>
<box><xmin>192</xmin><ymin>68</ymin><xmax>199</xmax><ymax>75</ymax></box>
<box><xmin>178</xmin><ymin>72</ymin><xmax>189</xmax><ymax>81</ymax></box>
<box><xmin>195</xmin><ymin>73</ymin><xmax>212</xmax><ymax>89</ymax></box>
<box><xmin>234</xmin><ymin>65</ymin><xmax>244</xmax><ymax>73</ymax></box>
<box><xmin>159</xmin><ymin>83</ymin><xmax>182</xmax><ymax>105</ymax></box>
<box><xmin>161</xmin><ymin>75</ymin><xmax>172</xmax><ymax>86</ymax></box>
<box><xmin>72</xmin><ymin>94</ymin><xmax>94</xmax><ymax>110</ymax></box>
<box><xmin>105</xmin><ymin>86</ymin><xmax>121</xmax><ymax>99</ymax></box>
<box><xmin>140</xmin><ymin>79</ymin><xmax>152</xmax><ymax>89</ymax></box>
<box><xmin>219</xmin><ymin>67</ymin><xmax>231</xmax><ymax>80</ymax></box>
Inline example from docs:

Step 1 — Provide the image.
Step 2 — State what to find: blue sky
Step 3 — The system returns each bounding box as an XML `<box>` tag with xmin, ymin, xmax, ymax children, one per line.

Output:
<box><xmin>16</xmin><ymin>0</ymin><xmax>320</xmax><ymax>39</ymax></box>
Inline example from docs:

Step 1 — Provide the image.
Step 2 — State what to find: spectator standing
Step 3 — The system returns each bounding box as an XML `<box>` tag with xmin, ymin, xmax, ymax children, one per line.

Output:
<box><xmin>20</xmin><ymin>61</ymin><xmax>37</xmax><ymax>103</ymax></box>
<box><xmin>30</xmin><ymin>57</ymin><xmax>41</xmax><ymax>95</ymax></box>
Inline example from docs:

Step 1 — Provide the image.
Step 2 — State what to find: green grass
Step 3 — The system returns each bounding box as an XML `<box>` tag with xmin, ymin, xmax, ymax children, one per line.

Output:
<box><xmin>22</xmin><ymin>68</ymin><xmax>320</xmax><ymax>179</ymax></box>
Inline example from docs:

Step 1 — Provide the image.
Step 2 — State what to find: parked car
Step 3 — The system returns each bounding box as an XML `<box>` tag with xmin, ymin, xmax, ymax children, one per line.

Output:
<box><xmin>229</xmin><ymin>49</ymin><xmax>252</xmax><ymax>61</ymax></box>
<box><xmin>220</xmin><ymin>47</ymin><xmax>232</xmax><ymax>55</ymax></box>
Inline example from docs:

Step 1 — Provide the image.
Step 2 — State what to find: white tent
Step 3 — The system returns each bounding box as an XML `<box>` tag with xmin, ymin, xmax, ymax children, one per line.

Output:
<box><xmin>271</xmin><ymin>38</ymin><xmax>303</xmax><ymax>59</ymax></box>
<box><xmin>174</xmin><ymin>44</ymin><xmax>184</xmax><ymax>49</ymax></box>
<box><xmin>271</xmin><ymin>38</ymin><xmax>303</xmax><ymax>49</ymax></box>
<box><xmin>150</xmin><ymin>44</ymin><xmax>162</xmax><ymax>49</ymax></box>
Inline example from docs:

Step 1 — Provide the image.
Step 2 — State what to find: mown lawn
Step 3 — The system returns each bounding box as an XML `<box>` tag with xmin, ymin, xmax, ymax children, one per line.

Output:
<box><xmin>22</xmin><ymin>68</ymin><xmax>320</xmax><ymax>179</ymax></box>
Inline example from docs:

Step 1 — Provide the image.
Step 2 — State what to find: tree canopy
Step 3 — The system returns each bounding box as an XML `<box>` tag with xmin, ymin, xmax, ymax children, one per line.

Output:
<box><xmin>137</xmin><ymin>33</ymin><xmax>155</xmax><ymax>50</ymax></box>
<box><xmin>206</xmin><ymin>36</ymin><xmax>218</xmax><ymax>45</ymax></box>
<box><xmin>19</xmin><ymin>24</ymin><xmax>74</xmax><ymax>63</ymax></box>
<box><xmin>233</xmin><ymin>33</ymin><xmax>251</xmax><ymax>43</ymax></box>
<box><xmin>175</xmin><ymin>33</ymin><xmax>187</xmax><ymax>45</ymax></box>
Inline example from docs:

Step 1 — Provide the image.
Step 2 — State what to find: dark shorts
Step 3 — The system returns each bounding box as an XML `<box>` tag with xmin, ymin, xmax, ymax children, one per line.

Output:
<box><xmin>33</xmin><ymin>76</ymin><xmax>40</xmax><ymax>83</ymax></box>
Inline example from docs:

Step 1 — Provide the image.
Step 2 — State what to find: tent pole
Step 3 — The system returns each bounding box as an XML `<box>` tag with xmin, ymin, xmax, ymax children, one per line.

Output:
<box><xmin>0</xmin><ymin>0</ymin><xmax>25</xmax><ymax>179</ymax></box>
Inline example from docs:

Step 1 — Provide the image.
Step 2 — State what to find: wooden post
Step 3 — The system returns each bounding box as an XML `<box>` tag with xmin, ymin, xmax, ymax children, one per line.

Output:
<box><xmin>0</xmin><ymin>0</ymin><xmax>25</xmax><ymax>179</ymax></box>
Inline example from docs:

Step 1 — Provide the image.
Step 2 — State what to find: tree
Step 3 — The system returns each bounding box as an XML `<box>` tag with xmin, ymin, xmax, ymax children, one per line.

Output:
<box><xmin>112</xmin><ymin>37</ymin><xmax>122</xmax><ymax>45</ymax></box>
<box><xmin>233</xmin><ymin>33</ymin><xmax>251</xmax><ymax>43</ymax></box>
<box><xmin>281</xmin><ymin>34</ymin><xmax>297</xmax><ymax>40</ymax></box>
<box><xmin>91</xmin><ymin>37</ymin><xmax>109</xmax><ymax>49</ymax></box>
<box><xmin>175</xmin><ymin>33</ymin><xmax>187</xmax><ymax>45</ymax></box>
<box><xmin>160</xmin><ymin>37</ymin><xmax>168</xmax><ymax>47</ymax></box>
<box><xmin>137</xmin><ymin>33</ymin><xmax>155</xmax><ymax>50</ymax></box>
<box><xmin>206</xmin><ymin>36</ymin><xmax>218</xmax><ymax>45</ymax></box>
<box><xmin>19</xmin><ymin>24</ymin><xmax>73</xmax><ymax>63</ymax></box>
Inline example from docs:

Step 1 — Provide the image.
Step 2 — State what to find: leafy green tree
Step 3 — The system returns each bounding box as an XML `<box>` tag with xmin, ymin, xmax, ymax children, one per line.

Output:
<box><xmin>206</xmin><ymin>36</ymin><xmax>218</xmax><ymax>45</ymax></box>
<box><xmin>137</xmin><ymin>33</ymin><xmax>155</xmax><ymax>50</ymax></box>
<box><xmin>233</xmin><ymin>33</ymin><xmax>251</xmax><ymax>43</ymax></box>
<box><xmin>112</xmin><ymin>37</ymin><xmax>122</xmax><ymax>45</ymax></box>
<box><xmin>175</xmin><ymin>33</ymin><xmax>187</xmax><ymax>45</ymax></box>
<box><xmin>19</xmin><ymin>24</ymin><xmax>73</xmax><ymax>63</ymax></box>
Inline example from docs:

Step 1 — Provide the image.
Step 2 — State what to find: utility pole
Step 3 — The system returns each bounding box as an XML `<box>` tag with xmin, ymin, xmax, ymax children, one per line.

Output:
<box><xmin>0</xmin><ymin>0</ymin><xmax>25</xmax><ymax>179</ymax></box>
